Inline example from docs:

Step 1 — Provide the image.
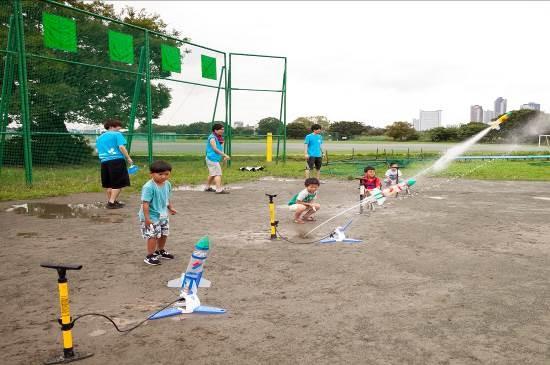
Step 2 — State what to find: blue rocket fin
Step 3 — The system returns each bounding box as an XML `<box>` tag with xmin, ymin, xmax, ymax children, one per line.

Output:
<box><xmin>343</xmin><ymin>238</ymin><xmax>362</xmax><ymax>243</ymax></box>
<box><xmin>341</xmin><ymin>219</ymin><xmax>354</xmax><ymax>232</ymax></box>
<box><xmin>319</xmin><ymin>238</ymin><xmax>337</xmax><ymax>244</ymax></box>
<box><xmin>167</xmin><ymin>276</ymin><xmax>211</xmax><ymax>289</ymax></box>
<box><xmin>148</xmin><ymin>305</ymin><xmax>226</xmax><ymax>320</ymax></box>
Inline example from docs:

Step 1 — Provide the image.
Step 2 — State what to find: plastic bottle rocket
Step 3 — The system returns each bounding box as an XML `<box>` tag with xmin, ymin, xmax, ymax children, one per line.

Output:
<box><xmin>489</xmin><ymin>112</ymin><xmax>511</xmax><ymax>130</ymax></box>
<box><xmin>382</xmin><ymin>178</ymin><xmax>416</xmax><ymax>197</ymax></box>
<box><xmin>178</xmin><ymin>236</ymin><xmax>209</xmax><ymax>313</ymax></box>
<box><xmin>365</xmin><ymin>188</ymin><xmax>386</xmax><ymax>206</ymax></box>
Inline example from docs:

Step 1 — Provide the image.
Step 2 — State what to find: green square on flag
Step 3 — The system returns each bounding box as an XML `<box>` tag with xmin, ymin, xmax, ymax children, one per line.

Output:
<box><xmin>161</xmin><ymin>44</ymin><xmax>181</xmax><ymax>73</ymax></box>
<box><xmin>108</xmin><ymin>30</ymin><xmax>134</xmax><ymax>64</ymax></box>
<box><xmin>201</xmin><ymin>55</ymin><xmax>217</xmax><ymax>80</ymax></box>
<box><xmin>42</xmin><ymin>12</ymin><xmax>77</xmax><ymax>52</ymax></box>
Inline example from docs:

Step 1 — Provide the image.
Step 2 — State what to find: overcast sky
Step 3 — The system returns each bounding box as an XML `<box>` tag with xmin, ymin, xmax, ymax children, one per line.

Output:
<box><xmin>108</xmin><ymin>1</ymin><xmax>550</xmax><ymax>127</ymax></box>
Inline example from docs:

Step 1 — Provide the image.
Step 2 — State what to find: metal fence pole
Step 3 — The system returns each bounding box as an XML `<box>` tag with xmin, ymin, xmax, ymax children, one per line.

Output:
<box><xmin>0</xmin><ymin>15</ymin><xmax>16</xmax><ymax>174</ymax></box>
<box><xmin>144</xmin><ymin>30</ymin><xmax>153</xmax><ymax>164</ymax></box>
<box><xmin>126</xmin><ymin>46</ymin><xmax>145</xmax><ymax>154</ymax></box>
<box><xmin>14</xmin><ymin>0</ymin><xmax>32</xmax><ymax>184</ymax></box>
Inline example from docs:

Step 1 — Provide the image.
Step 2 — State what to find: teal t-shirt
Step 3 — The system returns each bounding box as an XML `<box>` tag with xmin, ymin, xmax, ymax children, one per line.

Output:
<box><xmin>138</xmin><ymin>180</ymin><xmax>172</xmax><ymax>223</ymax></box>
<box><xmin>304</xmin><ymin>133</ymin><xmax>323</xmax><ymax>158</ymax></box>
<box><xmin>288</xmin><ymin>188</ymin><xmax>317</xmax><ymax>205</ymax></box>
<box><xmin>206</xmin><ymin>133</ymin><xmax>222</xmax><ymax>162</ymax></box>
<box><xmin>96</xmin><ymin>131</ymin><xmax>126</xmax><ymax>162</ymax></box>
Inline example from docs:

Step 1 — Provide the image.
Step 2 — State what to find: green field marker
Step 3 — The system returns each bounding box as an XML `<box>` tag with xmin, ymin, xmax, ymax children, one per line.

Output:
<box><xmin>201</xmin><ymin>55</ymin><xmax>217</xmax><ymax>80</ymax></box>
<box><xmin>42</xmin><ymin>12</ymin><xmax>77</xmax><ymax>52</ymax></box>
<box><xmin>108</xmin><ymin>30</ymin><xmax>134</xmax><ymax>64</ymax></box>
<box><xmin>161</xmin><ymin>44</ymin><xmax>181</xmax><ymax>73</ymax></box>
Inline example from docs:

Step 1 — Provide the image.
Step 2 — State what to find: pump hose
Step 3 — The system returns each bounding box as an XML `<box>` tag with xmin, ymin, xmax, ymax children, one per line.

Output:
<box><xmin>72</xmin><ymin>297</ymin><xmax>183</xmax><ymax>334</ymax></box>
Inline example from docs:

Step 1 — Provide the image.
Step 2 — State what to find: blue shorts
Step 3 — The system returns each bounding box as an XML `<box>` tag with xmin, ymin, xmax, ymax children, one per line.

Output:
<box><xmin>140</xmin><ymin>220</ymin><xmax>169</xmax><ymax>239</ymax></box>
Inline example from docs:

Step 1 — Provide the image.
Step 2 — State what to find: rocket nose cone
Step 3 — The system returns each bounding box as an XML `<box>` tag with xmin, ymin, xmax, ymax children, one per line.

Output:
<box><xmin>195</xmin><ymin>236</ymin><xmax>210</xmax><ymax>250</ymax></box>
<box><xmin>407</xmin><ymin>178</ymin><xmax>416</xmax><ymax>186</ymax></box>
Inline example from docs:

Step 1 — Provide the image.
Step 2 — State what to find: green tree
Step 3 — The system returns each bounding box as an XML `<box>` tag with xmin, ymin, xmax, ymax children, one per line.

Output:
<box><xmin>257</xmin><ymin>117</ymin><xmax>282</xmax><ymax>135</ymax></box>
<box><xmin>429</xmin><ymin>126</ymin><xmax>458</xmax><ymax>142</ymax></box>
<box><xmin>233</xmin><ymin>126</ymin><xmax>254</xmax><ymax>136</ymax></box>
<box><xmin>456</xmin><ymin>122</ymin><xmax>487</xmax><ymax>140</ymax></box>
<box><xmin>328</xmin><ymin>121</ymin><xmax>365</xmax><ymax>139</ymax></box>
<box><xmin>0</xmin><ymin>0</ymin><xmax>184</xmax><ymax>164</ymax></box>
<box><xmin>365</xmin><ymin>126</ymin><xmax>386</xmax><ymax>136</ymax></box>
<box><xmin>286</xmin><ymin>120</ymin><xmax>309</xmax><ymax>139</ymax></box>
<box><xmin>292</xmin><ymin>116</ymin><xmax>331</xmax><ymax>132</ymax></box>
<box><xmin>385</xmin><ymin>121</ymin><xmax>418</xmax><ymax>141</ymax></box>
<box><xmin>184</xmin><ymin>122</ymin><xmax>211</xmax><ymax>135</ymax></box>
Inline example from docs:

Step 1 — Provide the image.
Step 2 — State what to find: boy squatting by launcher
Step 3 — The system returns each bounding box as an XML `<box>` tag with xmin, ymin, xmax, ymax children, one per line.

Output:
<box><xmin>288</xmin><ymin>178</ymin><xmax>321</xmax><ymax>224</ymax></box>
<box><xmin>139</xmin><ymin>160</ymin><xmax>177</xmax><ymax>266</ymax></box>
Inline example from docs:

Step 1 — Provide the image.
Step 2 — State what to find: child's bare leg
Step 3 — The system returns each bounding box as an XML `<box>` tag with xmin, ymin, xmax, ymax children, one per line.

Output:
<box><xmin>305</xmin><ymin>167</ymin><xmax>310</xmax><ymax>178</ymax></box>
<box><xmin>302</xmin><ymin>204</ymin><xmax>320</xmax><ymax>219</ymax></box>
<box><xmin>316</xmin><ymin>169</ymin><xmax>321</xmax><ymax>180</ymax></box>
<box><xmin>206</xmin><ymin>175</ymin><xmax>215</xmax><ymax>188</ymax></box>
<box><xmin>214</xmin><ymin>175</ymin><xmax>223</xmax><ymax>191</ymax></box>
<box><xmin>147</xmin><ymin>238</ymin><xmax>157</xmax><ymax>255</ymax></box>
<box><xmin>294</xmin><ymin>205</ymin><xmax>307</xmax><ymax>222</ymax></box>
<box><xmin>109</xmin><ymin>188</ymin><xmax>121</xmax><ymax>203</ymax></box>
<box><xmin>157</xmin><ymin>235</ymin><xmax>168</xmax><ymax>251</ymax></box>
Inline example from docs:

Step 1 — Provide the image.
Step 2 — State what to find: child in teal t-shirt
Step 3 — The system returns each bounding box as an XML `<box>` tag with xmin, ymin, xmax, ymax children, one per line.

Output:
<box><xmin>288</xmin><ymin>178</ymin><xmax>321</xmax><ymax>224</ymax></box>
<box><xmin>139</xmin><ymin>160</ymin><xmax>177</xmax><ymax>266</ymax></box>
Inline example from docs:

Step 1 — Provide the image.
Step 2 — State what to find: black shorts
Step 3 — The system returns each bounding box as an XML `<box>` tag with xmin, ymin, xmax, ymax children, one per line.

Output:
<box><xmin>101</xmin><ymin>159</ymin><xmax>130</xmax><ymax>189</ymax></box>
<box><xmin>307</xmin><ymin>157</ymin><xmax>322</xmax><ymax>170</ymax></box>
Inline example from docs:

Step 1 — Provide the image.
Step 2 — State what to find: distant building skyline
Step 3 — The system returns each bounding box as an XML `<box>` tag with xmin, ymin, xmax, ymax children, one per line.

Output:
<box><xmin>470</xmin><ymin>105</ymin><xmax>483</xmax><ymax>123</ymax></box>
<box><xmin>494</xmin><ymin>97</ymin><xmax>507</xmax><ymax>117</ymax></box>
<box><xmin>520</xmin><ymin>102</ymin><xmax>541</xmax><ymax>111</ymax></box>
<box><xmin>416</xmin><ymin>110</ymin><xmax>442</xmax><ymax>131</ymax></box>
<box><xmin>483</xmin><ymin>109</ymin><xmax>495</xmax><ymax>123</ymax></box>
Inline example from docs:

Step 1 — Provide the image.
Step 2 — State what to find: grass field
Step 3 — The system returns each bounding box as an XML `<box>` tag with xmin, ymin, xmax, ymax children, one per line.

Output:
<box><xmin>1</xmin><ymin>154</ymin><xmax>549</xmax><ymax>201</ymax></box>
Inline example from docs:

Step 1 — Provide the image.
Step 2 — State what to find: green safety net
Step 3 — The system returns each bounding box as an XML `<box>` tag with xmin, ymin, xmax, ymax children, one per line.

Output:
<box><xmin>161</xmin><ymin>44</ymin><xmax>181</xmax><ymax>73</ymax></box>
<box><xmin>42</xmin><ymin>12</ymin><xmax>77</xmax><ymax>52</ymax></box>
<box><xmin>201</xmin><ymin>54</ymin><xmax>216</xmax><ymax>80</ymax></box>
<box><xmin>108</xmin><ymin>30</ymin><xmax>134</xmax><ymax>64</ymax></box>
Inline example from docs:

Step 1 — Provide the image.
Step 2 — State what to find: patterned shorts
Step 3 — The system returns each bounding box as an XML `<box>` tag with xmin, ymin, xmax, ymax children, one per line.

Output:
<box><xmin>140</xmin><ymin>220</ymin><xmax>170</xmax><ymax>239</ymax></box>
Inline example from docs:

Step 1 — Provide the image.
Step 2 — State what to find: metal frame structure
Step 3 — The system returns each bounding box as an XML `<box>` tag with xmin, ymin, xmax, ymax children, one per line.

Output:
<box><xmin>0</xmin><ymin>0</ymin><xmax>287</xmax><ymax>185</ymax></box>
<box><xmin>538</xmin><ymin>135</ymin><xmax>550</xmax><ymax>148</ymax></box>
<box><xmin>228</xmin><ymin>52</ymin><xmax>287</xmax><ymax>163</ymax></box>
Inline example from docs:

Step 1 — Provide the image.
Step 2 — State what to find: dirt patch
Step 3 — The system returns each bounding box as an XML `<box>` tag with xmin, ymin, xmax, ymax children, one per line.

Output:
<box><xmin>1</xmin><ymin>178</ymin><xmax>549</xmax><ymax>364</ymax></box>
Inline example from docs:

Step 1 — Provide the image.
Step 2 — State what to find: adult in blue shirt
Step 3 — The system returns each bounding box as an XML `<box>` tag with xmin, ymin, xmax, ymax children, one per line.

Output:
<box><xmin>96</xmin><ymin>119</ymin><xmax>133</xmax><ymax>209</ymax></box>
<box><xmin>204</xmin><ymin>123</ymin><xmax>230</xmax><ymax>194</ymax></box>
<box><xmin>304</xmin><ymin>124</ymin><xmax>324</xmax><ymax>179</ymax></box>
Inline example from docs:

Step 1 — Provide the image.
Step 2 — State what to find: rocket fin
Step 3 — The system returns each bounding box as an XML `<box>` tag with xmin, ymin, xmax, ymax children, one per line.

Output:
<box><xmin>341</xmin><ymin>219</ymin><xmax>354</xmax><ymax>232</ymax></box>
<box><xmin>167</xmin><ymin>276</ymin><xmax>211</xmax><ymax>288</ymax></box>
<box><xmin>343</xmin><ymin>238</ymin><xmax>362</xmax><ymax>243</ymax></box>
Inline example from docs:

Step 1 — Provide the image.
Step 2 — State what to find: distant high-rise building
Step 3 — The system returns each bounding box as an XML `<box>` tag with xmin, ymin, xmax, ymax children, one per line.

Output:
<box><xmin>494</xmin><ymin>97</ymin><xmax>507</xmax><ymax>116</ymax></box>
<box><xmin>412</xmin><ymin>118</ymin><xmax>421</xmax><ymax>130</ymax></box>
<box><xmin>470</xmin><ymin>105</ymin><xmax>483</xmax><ymax>122</ymax></box>
<box><xmin>417</xmin><ymin>110</ymin><xmax>442</xmax><ymax>131</ymax></box>
<box><xmin>520</xmin><ymin>102</ymin><xmax>540</xmax><ymax>111</ymax></box>
<box><xmin>483</xmin><ymin>110</ymin><xmax>495</xmax><ymax>123</ymax></box>
<box><xmin>233</xmin><ymin>121</ymin><xmax>244</xmax><ymax>128</ymax></box>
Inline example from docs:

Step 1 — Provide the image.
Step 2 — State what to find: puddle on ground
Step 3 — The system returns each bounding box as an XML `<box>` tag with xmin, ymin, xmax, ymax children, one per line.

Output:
<box><xmin>533</xmin><ymin>196</ymin><xmax>550</xmax><ymax>201</ymax></box>
<box><xmin>174</xmin><ymin>185</ymin><xmax>243</xmax><ymax>191</ymax></box>
<box><xmin>427</xmin><ymin>196</ymin><xmax>446</xmax><ymax>200</ymax></box>
<box><xmin>260</xmin><ymin>176</ymin><xmax>299</xmax><ymax>182</ymax></box>
<box><xmin>6</xmin><ymin>202</ymin><xmax>124</xmax><ymax>223</ymax></box>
